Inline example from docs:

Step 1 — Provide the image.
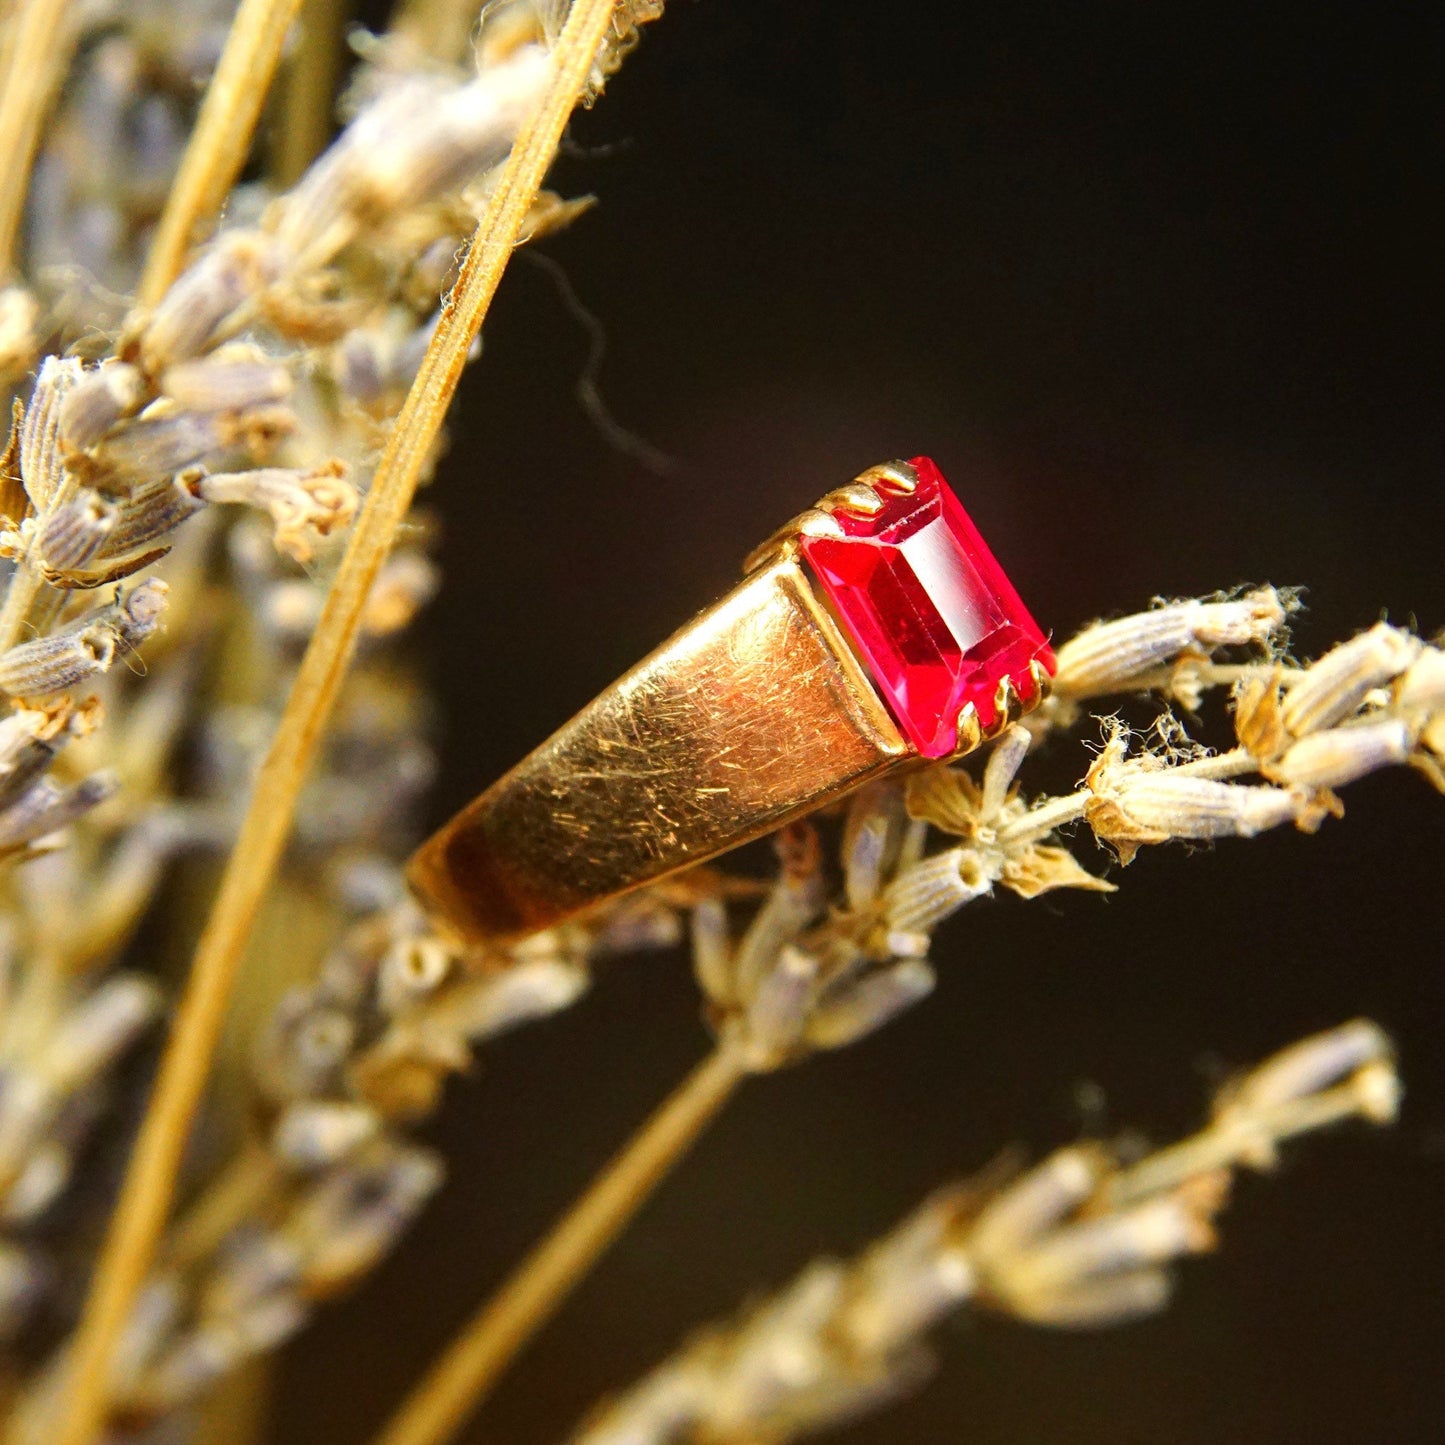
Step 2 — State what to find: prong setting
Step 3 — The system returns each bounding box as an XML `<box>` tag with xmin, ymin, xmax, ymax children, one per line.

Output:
<box><xmin>954</xmin><ymin>703</ymin><xmax>983</xmax><ymax>754</ymax></box>
<box><xmin>816</xmin><ymin>482</ymin><xmax>886</xmax><ymax>518</ymax></box>
<box><xmin>745</xmin><ymin>465</ymin><xmax>919</xmax><ymax>576</ymax></box>
<box><xmin>743</xmin><ymin>507</ymin><xmax>847</xmax><ymax>575</ymax></box>
<box><xmin>854</xmin><ymin>459</ymin><xmax>919</xmax><ymax>495</ymax></box>
<box><xmin>993</xmin><ymin>676</ymin><xmax>1024</xmax><ymax>729</ymax></box>
<box><xmin>949</xmin><ymin>666</ymin><xmax>1051</xmax><ymax>758</ymax></box>
<box><xmin>744</xmin><ymin>461</ymin><xmax>921</xmax><ymax>576</ymax></box>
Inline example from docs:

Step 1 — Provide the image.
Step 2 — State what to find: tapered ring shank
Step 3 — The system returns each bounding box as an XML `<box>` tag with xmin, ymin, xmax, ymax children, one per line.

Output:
<box><xmin>407</xmin><ymin>556</ymin><xmax>907</xmax><ymax>944</ymax></box>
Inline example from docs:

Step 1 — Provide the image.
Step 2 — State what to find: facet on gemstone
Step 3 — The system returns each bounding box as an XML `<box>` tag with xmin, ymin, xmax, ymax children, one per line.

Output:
<box><xmin>800</xmin><ymin>457</ymin><xmax>1055</xmax><ymax>757</ymax></box>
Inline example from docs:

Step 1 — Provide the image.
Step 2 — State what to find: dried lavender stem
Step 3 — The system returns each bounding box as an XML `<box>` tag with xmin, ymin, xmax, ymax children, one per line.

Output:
<box><xmin>1170</xmin><ymin>746</ymin><xmax>1257</xmax><ymax>778</ymax></box>
<box><xmin>136</xmin><ymin>0</ymin><xmax>307</xmax><ymax>307</ymax></box>
<box><xmin>0</xmin><ymin>582</ymin><xmax>37</xmax><ymax>667</ymax></box>
<box><xmin>373</xmin><ymin>1044</ymin><xmax>747</xmax><ymax>1445</ymax></box>
<box><xmin>161</xmin><ymin>1143</ymin><xmax>281</xmax><ymax>1271</ymax></box>
<box><xmin>273</xmin><ymin>0</ymin><xmax>350</xmax><ymax>187</ymax></box>
<box><xmin>0</xmin><ymin>0</ymin><xmax>79</xmax><ymax>275</ymax></box>
<box><xmin>993</xmin><ymin>792</ymin><xmax>1094</xmax><ymax>852</ymax></box>
<box><xmin>53</xmin><ymin>8</ymin><xmax>620</xmax><ymax>1442</ymax></box>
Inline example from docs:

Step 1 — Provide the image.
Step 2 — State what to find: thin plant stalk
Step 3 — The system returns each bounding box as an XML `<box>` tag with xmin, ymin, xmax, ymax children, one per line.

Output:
<box><xmin>161</xmin><ymin>1143</ymin><xmax>281</xmax><ymax>1271</ymax></box>
<box><xmin>372</xmin><ymin>1045</ymin><xmax>748</xmax><ymax>1445</ymax></box>
<box><xmin>0</xmin><ymin>0</ymin><xmax>79</xmax><ymax>276</ymax></box>
<box><xmin>49</xmin><ymin>5</ymin><xmax>621</xmax><ymax>1441</ymax></box>
<box><xmin>272</xmin><ymin>0</ymin><xmax>351</xmax><ymax>188</ymax></box>
<box><xmin>136</xmin><ymin>0</ymin><xmax>307</xmax><ymax>307</ymax></box>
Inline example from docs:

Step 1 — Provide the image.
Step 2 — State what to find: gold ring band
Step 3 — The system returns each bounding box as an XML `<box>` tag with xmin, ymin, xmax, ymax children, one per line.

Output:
<box><xmin>407</xmin><ymin>459</ymin><xmax>1053</xmax><ymax>945</ymax></box>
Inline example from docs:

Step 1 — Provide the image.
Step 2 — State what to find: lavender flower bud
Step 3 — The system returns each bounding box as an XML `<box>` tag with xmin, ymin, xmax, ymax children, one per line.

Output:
<box><xmin>95</xmin><ymin>473</ymin><xmax>207</xmax><ymax>559</ymax></box>
<box><xmin>1003</xmin><ymin>1195</ymin><xmax>1213</xmax><ymax>1301</ymax></box>
<box><xmin>424</xmin><ymin>956</ymin><xmax>589</xmax><ymax>1042</ymax></box>
<box><xmin>1089</xmin><ymin>773</ymin><xmax>1310</xmax><ymax>857</ymax></box>
<box><xmin>1052</xmin><ymin>588</ymin><xmax>1288</xmax><ymax>698</ymax></box>
<box><xmin>1270</xmin><ymin>718</ymin><xmax>1415</xmax><ymax>790</ymax></box>
<box><xmin>0</xmin><ymin>579</ymin><xmax>167</xmax><ymax>697</ymax></box>
<box><xmin>0</xmin><ymin>772</ymin><xmax>117</xmax><ymax>850</ymax></box>
<box><xmin>205</xmin><ymin>1233</ymin><xmax>304</xmax><ymax>1318</ymax></box>
<box><xmin>19</xmin><ymin>358</ymin><xmax>85</xmax><ymax>513</ymax></box>
<box><xmin>138</xmin><ymin>232</ymin><xmax>276</xmax><ymax>373</ymax></box>
<box><xmin>1224</xmin><ymin>1019</ymin><xmax>1395</xmax><ymax>1117</ymax></box>
<box><xmin>843</xmin><ymin>804</ymin><xmax>893</xmax><ymax>911</ymax></box>
<box><xmin>739</xmin><ymin>945</ymin><xmax>818</xmax><ymax>1068</ymax></box>
<box><xmin>94</xmin><ymin>405</ymin><xmax>295</xmax><ymax>485</ymax></box>
<box><xmin>838</xmin><ymin>1190</ymin><xmax>976</xmax><ymax>1356</ymax></box>
<box><xmin>192</xmin><ymin>462</ymin><xmax>356</xmax><ymax>562</ymax></box>
<box><xmin>36</xmin><ymin>491</ymin><xmax>120</xmax><ymax>570</ymax></box>
<box><xmin>160</xmin><ymin>357</ymin><xmax>293</xmax><ymax>413</ymax></box>
<box><xmin>993</xmin><ymin>1260</ymin><xmax>1174</xmax><ymax>1328</ymax></box>
<box><xmin>276</xmin><ymin>48</ymin><xmax>552</xmax><ymax>262</ymax></box>
<box><xmin>981</xmin><ymin>723</ymin><xmax>1032</xmax><ymax>818</ymax></box>
<box><xmin>0</xmin><ymin>732</ymin><xmax>57</xmax><ymax>814</ymax></box>
<box><xmin>374</xmin><ymin>933</ymin><xmax>454</xmax><ymax>1016</ymax></box>
<box><xmin>290</xmin><ymin>1144</ymin><xmax>443</xmax><ymax>1292</ymax></box>
<box><xmin>142</xmin><ymin>1296</ymin><xmax>307</xmax><ymax>1411</ymax></box>
<box><xmin>969</xmin><ymin>1149</ymin><xmax>1103</xmax><ymax>1261</ymax></box>
<box><xmin>1395</xmin><ymin>646</ymin><xmax>1445</xmax><ymax>713</ymax></box>
<box><xmin>1279</xmin><ymin>622</ymin><xmax>1421</xmax><ymax>738</ymax></box>
<box><xmin>272</xmin><ymin>1102</ymin><xmax>380</xmax><ymax>1170</ymax></box>
<box><xmin>883</xmin><ymin>848</ymin><xmax>994</xmax><ymax>941</ymax></box>
<box><xmin>2</xmin><ymin>1145</ymin><xmax>71</xmax><ymax>1226</ymax></box>
<box><xmin>57</xmin><ymin>363</ymin><xmax>144</xmax><ymax>452</ymax></box>
<box><xmin>803</xmin><ymin>960</ymin><xmax>935</xmax><ymax>1052</ymax></box>
<box><xmin>690</xmin><ymin>896</ymin><xmax>734</xmax><ymax>1006</ymax></box>
<box><xmin>42</xmin><ymin>974</ymin><xmax>162</xmax><ymax>1094</ymax></box>
<box><xmin>732</xmin><ymin>856</ymin><xmax>822</xmax><ymax>1002</ymax></box>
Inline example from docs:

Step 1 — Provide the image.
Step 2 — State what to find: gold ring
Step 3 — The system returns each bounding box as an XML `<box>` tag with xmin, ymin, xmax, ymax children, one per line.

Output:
<box><xmin>407</xmin><ymin>457</ymin><xmax>1055</xmax><ymax>945</ymax></box>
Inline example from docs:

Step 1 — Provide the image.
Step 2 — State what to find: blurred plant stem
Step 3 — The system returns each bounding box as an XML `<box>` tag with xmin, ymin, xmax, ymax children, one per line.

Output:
<box><xmin>273</xmin><ymin>0</ymin><xmax>352</xmax><ymax>188</ymax></box>
<box><xmin>372</xmin><ymin>1044</ymin><xmax>748</xmax><ymax>1445</ymax></box>
<box><xmin>137</xmin><ymin>0</ymin><xmax>307</xmax><ymax>307</ymax></box>
<box><xmin>0</xmin><ymin>0</ymin><xmax>79</xmax><ymax>276</ymax></box>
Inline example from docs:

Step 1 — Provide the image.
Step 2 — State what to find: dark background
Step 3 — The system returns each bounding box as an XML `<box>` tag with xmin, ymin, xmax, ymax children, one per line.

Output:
<box><xmin>278</xmin><ymin>4</ymin><xmax>1444</xmax><ymax>1442</ymax></box>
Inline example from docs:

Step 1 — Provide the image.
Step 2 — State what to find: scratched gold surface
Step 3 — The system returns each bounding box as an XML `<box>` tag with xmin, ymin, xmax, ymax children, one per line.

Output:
<box><xmin>407</xmin><ymin>557</ymin><xmax>907</xmax><ymax>944</ymax></box>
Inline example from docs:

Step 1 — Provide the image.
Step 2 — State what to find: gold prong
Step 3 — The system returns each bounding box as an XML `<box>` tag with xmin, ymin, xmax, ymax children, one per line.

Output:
<box><xmin>746</xmin><ymin>462</ymin><xmax>919</xmax><ymax>574</ymax></box>
<box><xmin>742</xmin><ymin>508</ymin><xmax>845</xmax><ymax>574</ymax></box>
<box><xmin>854</xmin><ymin>459</ymin><xmax>918</xmax><ymax>495</ymax></box>
<box><xmin>991</xmin><ymin>676</ymin><xmax>1024</xmax><ymax>733</ymax></box>
<box><xmin>794</xmin><ymin>507</ymin><xmax>848</xmax><ymax>540</ymax></box>
<box><xmin>953</xmin><ymin>702</ymin><xmax>983</xmax><ymax>755</ymax></box>
<box><xmin>1027</xmin><ymin>657</ymin><xmax>1053</xmax><ymax>703</ymax></box>
<box><xmin>815</xmin><ymin>482</ymin><xmax>884</xmax><ymax>516</ymax></box>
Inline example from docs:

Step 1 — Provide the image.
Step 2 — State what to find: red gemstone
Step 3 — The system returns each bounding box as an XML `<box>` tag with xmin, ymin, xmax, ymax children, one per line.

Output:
<box><xmin>801</xmin><ymin>457</ymin><xmax>1055</xmax><ymax>757</ymax></box>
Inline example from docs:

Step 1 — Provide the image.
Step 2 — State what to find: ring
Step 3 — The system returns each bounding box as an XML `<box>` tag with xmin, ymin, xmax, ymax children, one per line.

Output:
<box><xmin>407</xmin><ymin>457</ymin><xmax>1056</xmax><ymax>944</ymax></box>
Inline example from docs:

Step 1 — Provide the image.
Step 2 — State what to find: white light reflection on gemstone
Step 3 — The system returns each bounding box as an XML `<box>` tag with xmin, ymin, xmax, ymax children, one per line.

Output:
<box><xmin>897</xmin><ymin>519</ymin><xmax>992</xmax><ymax>653</ymax></box>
